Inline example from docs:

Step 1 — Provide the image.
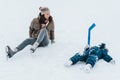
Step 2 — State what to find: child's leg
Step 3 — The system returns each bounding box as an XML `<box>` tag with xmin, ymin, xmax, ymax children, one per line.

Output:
<box><xmin>86</xmin><ymin>55</ymin><xmax>98</xmax><ymax>67</ymax></box>
<box><xmin>83</xmin><ymin>55</ymin><xmax>98</xmax><ymax>72</ymax></box>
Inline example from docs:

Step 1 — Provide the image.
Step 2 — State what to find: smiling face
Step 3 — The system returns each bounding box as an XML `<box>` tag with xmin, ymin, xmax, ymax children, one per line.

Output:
<box><xmin>44</xmin><ymin>12</ymin><xmax>50</xmax><ymax>20</ymax></box>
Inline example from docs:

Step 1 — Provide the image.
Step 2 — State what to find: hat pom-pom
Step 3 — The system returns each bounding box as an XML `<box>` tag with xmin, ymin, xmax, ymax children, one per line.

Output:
<box><xmin>39</xmin><ymin>7</ymin><xmax>43</xmax><ymax>11</ymax></box>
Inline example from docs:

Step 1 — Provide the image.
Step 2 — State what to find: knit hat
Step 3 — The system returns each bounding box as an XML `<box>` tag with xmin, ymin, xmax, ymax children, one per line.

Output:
<box><xmin>39</xmin><ymin>7</ymin><xmax>50</xmax><ymax>15</ymax></box>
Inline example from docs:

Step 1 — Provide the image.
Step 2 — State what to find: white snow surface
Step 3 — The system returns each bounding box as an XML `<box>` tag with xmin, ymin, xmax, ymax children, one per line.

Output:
<box><xmin>0</xmin><ymin>0</ymin><xmax>120</xmax><ymax>80</ymax></box>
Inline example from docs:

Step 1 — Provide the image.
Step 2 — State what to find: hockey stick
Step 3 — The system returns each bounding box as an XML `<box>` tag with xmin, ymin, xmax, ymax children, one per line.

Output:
<box><xmin>87</xmin><ymin>23</ymin><xmax>96</xmax><ymax>46</ymax></box>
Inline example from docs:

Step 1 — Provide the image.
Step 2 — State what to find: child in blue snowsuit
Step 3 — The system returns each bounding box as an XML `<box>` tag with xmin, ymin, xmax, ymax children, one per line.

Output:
<box><xmin>66</xmin><ymin>43</ymin><xmax>115</xmax><ymax>72</ymax></box>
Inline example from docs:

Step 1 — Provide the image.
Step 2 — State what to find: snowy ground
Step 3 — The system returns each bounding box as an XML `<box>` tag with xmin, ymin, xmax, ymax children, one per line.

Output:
<box><xmin>0</xmin><ymin>0</ymin><xmax>120</xmax><ymax>80</ymax></box>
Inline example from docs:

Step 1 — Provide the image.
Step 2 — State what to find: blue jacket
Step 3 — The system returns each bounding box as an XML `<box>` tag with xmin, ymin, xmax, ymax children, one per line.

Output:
<box><xmin>70</xmin><ymin>46</ymin><xmax>113</xmax><ymax>65</ymax></box>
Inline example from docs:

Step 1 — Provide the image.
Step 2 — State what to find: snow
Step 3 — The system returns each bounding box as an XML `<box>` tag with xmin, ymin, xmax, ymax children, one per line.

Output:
<box><xmin>0</xmin><ymin>0</ymin><xmax>120</xmax><ymax>80</ymax></box>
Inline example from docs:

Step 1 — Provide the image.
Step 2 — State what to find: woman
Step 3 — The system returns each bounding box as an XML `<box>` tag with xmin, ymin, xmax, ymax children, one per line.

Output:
<box><xmin>6</xmin><ymin>7</ymin><xmax>55</xmax><ymax>58</ymax></box>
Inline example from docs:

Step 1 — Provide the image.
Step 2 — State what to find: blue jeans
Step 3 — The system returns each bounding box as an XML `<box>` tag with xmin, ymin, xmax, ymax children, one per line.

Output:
<box><xmin>16</xmin><ymin>28</ymin><xmax>49</xmax><ymax>51</ymax></box>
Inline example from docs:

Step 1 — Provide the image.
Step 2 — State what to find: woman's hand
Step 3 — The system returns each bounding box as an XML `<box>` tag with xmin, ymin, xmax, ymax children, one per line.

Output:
<box><xmin>41</xmin><ymin>24</ymin><xmax>46</xmax><ymax>28</ymax></box>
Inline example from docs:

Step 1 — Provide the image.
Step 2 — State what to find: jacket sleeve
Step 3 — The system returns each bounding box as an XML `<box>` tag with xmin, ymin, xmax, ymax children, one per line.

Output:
<box><xmin>70</xmin><ymin>51</ymin><xmax>89</xmax><ymax>65</ymax></box>
<box><xmin>49</xmin><ymin>21</ymin><xmax>55</xmax><ymax>41</ymax></box>
<box><xmin>29</xmin><ymin>19</ymin><xmax>34</xmax><ymax>37</ymax></box>
<box><xmin>70</xmin><ymin>53</ymin><xmax>81</xmax><ymax>65</ymax></box>
<box><xmin>102</xmin><ymin>49</ymin><xmax>113</xmax><ymax>62</ymax></box>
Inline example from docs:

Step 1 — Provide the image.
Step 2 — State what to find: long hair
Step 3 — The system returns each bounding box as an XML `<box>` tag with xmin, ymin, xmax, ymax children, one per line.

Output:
<box><xmin>39</xmin><ymin>13</ymin><xmax>53</xmax><ymax>25</ymax></box>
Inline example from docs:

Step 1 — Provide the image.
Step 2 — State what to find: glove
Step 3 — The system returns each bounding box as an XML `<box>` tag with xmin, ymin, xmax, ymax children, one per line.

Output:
<box><xmin>109</xmin><ymin>59</ymin><xmax>115</xmax><ymax>64</ymax></box>
<box><xmin>51</xmin><ymin>40</ymin><xmax>55</xmax><ymax>44</ymax></box>
<box><xmin>64</xmin><ymin>60</ymin><xmax>73</xmax><ymax>67</ymax></box>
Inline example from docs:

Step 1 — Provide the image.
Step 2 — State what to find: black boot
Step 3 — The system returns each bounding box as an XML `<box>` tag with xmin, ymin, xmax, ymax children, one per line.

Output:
<box><xmin>5</xmin><ymin>46</ymin><xmax>16</xmax><ymax>58</ymax></box>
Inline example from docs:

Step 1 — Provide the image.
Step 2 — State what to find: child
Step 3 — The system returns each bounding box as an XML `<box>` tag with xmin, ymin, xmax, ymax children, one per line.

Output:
<box><xmin>65</xmin><ymin>43</ymin><xmax>115</xmax><ymax>72</ymax></box>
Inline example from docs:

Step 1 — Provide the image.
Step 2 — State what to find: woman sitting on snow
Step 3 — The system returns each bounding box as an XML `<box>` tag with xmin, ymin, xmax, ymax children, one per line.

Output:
<box><xmin>65</xmin><ymin>43</ymin><xmax>115</xmax><ymax>72</ymax></box>
<box><xmin>6</xmin><ymin>7</ymin><xmax>55</xmax><ymax>58</ymax></box>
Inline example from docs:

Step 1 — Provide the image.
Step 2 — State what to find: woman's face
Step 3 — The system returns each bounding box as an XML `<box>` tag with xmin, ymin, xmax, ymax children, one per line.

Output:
<box><xmin>44</xmin><ymin>12</ymin><xmax>50</xmax><ymax>20</ymax></box>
